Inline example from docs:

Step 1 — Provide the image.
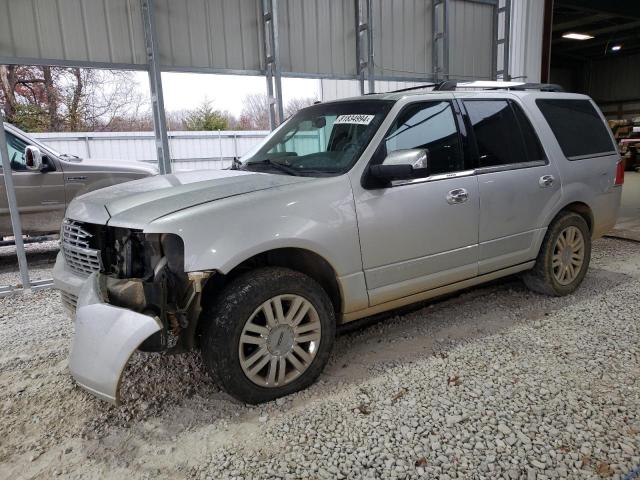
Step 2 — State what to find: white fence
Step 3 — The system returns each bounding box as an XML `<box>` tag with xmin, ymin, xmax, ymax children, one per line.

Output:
<box><xmin>32</xmin><ymin>130</ymin><xmax>270</xmax><ymax>171</ymax></box>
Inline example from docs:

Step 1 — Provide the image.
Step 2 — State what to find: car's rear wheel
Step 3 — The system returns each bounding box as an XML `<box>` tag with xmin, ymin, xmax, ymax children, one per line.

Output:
<box><xmin>523</xmin><ymin>212</ymin><xmax>591</xmax><ymax>296</ymax></box>
<box><xmin>200</xmin><ymin>267</ymin><xmax>335</xmax><ymax>403</ymax></box>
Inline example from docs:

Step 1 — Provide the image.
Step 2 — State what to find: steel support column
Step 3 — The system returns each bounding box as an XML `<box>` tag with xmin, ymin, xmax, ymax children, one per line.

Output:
<box><xmin>0</xmin><ymin>111</ymin><xmax>30</xmax><ymax>292</ymax></box>
<box><xmin>263</xmin><ymin>0</ymin><xmax>284</xmax><ymax>129</ymax></box>
<box><xmin>356</xmin><ymin>0</ymin><xmax>374</xmax><ymax>94</ymax></box>
<box><xmin>142</xmin><ymin>0</ymin><xmax>172</xmax><ymax>175</ymax></box>
<box><xmin>495</xmin><ymin>0</ymin><xmax>512</xmax><ymax>80</ymax></box>
<box><xmin>432</xmin><ymin>0</ymin><xmax>449</xmax><ymax>81</ymax></box>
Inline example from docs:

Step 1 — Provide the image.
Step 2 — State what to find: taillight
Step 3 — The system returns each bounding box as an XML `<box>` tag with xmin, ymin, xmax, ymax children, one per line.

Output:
<box><xmin>615</xmin><ymin>160</ymin><xmax>624</xmax><ymax>186</ymax></box>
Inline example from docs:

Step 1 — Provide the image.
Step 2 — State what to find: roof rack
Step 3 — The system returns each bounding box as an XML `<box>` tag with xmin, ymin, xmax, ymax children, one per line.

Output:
<box><xmin>438</xmin><ymin>81</ymin><xmax>564</xmax><ymax>92</ymax></box>
<box><xmin>387</xmin><ymin>80</ymin><xmax>564</xmax><ymax>94</ymax></box>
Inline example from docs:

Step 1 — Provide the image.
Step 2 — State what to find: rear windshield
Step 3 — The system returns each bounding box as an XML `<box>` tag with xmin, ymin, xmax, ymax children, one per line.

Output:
<box><xmin>536</xmin><ymin>99</ymin><xmax>616</xmax><ymax>159</ymax></box>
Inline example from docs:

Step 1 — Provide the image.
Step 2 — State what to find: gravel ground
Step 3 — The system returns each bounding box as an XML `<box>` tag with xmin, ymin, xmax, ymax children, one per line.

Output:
<box><xmin>0</xmin><ymin>238</ymin><xmax>639</xmax><ymax>479</ymax></box>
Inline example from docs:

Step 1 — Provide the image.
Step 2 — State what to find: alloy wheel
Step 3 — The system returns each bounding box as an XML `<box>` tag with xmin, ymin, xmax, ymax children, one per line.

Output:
<box><xmin>238</xmin><ymin>294</ymin><xmax>322</xmax><ymax>387</ymax></box>
<box><xmin>552</xmin><ymin>225</ymin><xmax>585</xmax><ymax>285</ymax></box>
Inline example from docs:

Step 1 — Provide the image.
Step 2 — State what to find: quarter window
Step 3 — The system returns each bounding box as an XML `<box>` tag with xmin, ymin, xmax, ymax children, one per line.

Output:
<box><xmin>536</xmin><ymin>99</ymin><xmax>615</xmax><ymax>159</ymax></box>
<box><xmin>382</xmin><ymin>101</ymin><xmax>464</xmax><ymax>176</ymax></box>
<box><xmin>464</xmin><ymin>100</ymin><xmax>531</xmax><ymax>168</ymax></box>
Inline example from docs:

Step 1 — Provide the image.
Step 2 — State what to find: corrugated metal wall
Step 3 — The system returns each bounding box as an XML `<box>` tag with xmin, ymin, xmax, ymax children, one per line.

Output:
<box><xmin>588</xmin><ymin>52</ymin><xmax>640</xmax><ymax>104</ymax></box>
<box><xmin>448</xmin><ymin>0</ymin><xmax>495</xmax><ymax>81</ymax></box>
<box><xmin>278</xmin><ymin>0</ymin><xmax>357</xmax><ymax>77</ymax></box>
<box><xmin>0</xmin><ymin>0</ymin><xmax>147</xmax><ymax>66</ymax></box>
<box><xmin>154</xmin><ymin>0</ymin><xmax>264</xmax><ymax>73</ymax></box>
<box><xmin>371</xmin><ymin>0</ymin><xmax>434</xmax><ymax>79</ymax></box>
<box><xmin>320</xmin><ymin>79</ymin><xmax>422</xmax><ymax>101</ymax></box>
<box><xmin>0</xmin><ymin>0</ymin><xmax>506</xmax><ymax>82</ymax></box>
<box><xmin>508</xmin><ymin>0</ymin><xmax>543</xmax><ymax>82</ymax></box>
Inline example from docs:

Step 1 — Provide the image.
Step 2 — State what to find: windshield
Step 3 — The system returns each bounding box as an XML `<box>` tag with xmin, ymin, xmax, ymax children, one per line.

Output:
<box><xmin>239</xmin><ymin>100</ymin><xmax>393</xmax><ymax>176</ymax></box>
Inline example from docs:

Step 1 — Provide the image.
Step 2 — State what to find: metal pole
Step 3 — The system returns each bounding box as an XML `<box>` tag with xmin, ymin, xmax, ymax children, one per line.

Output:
<box><xmin>366</xmin><ymin>0</ymin><xmax>375</xmax><ymax>94</ymax></box>
<box><xmin>142</xmin><ymin>0</ymin><xmax>172</xmax><ymax>175</ymax></box>
<box><xmin>356</xmin><ymin>0</ymin><xmax>365</xmax><ymax>95</ymax></box>
<box><xmin>84</xmin><ymin>134</ymin><xmax>92</xmax><ymax>158</ymax></box>
<box><xmin>503</xmin><ymin>0</ymin><xmax>512</xmax><ymax>81</ymax></box>
<box><xmin>443</xmin><ymin>0</ymin><xmax>450</xmax><ymax>80</ymax></box>
<box><xmin>218</xmin><ymin>130</ymin><xmax>223</xmax><ymax>161</ymax></box>
<box><xmin>0</xmin><ymin>113</ymin><xmax>31</xmax><ymax>292</ymax></box>
<box><xmin>271</xmin><ymin>0</ymin><xmax>284</xmax><ymax>124</ymax></box>
<box><xmin>262</xmin><ymin>0</ymin><xmax>277</xmax><ymax>130</ymax></box>
<box><xmin>233</xmin><ymin>132</ymin><xmax>238</xmax><ymax>158</ymax></box>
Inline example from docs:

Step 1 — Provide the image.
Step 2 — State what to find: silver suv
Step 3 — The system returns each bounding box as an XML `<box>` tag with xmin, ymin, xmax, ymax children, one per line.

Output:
<box><xmin>53</xmin><ymin>82</ymin><xmax>623</xmax><ymax>405</ymax></box>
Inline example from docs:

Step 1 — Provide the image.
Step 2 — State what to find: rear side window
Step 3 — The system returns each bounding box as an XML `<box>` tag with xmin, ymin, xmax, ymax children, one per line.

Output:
<box><xmin>536</xmin><ymin>99</ymin><xmax>616</xmax><ymax>159</ymax></box>
<box><xmin>464</xmin><ymin>100</ymin><xmax>533</xmax><ymax>168</ymax></box>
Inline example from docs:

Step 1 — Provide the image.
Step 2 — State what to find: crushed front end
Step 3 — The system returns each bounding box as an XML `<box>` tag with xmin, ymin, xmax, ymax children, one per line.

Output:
<box><xmin>54</xmin><ymin>218</ymin><xmax>209</xmax><ymax>404</ymax></box>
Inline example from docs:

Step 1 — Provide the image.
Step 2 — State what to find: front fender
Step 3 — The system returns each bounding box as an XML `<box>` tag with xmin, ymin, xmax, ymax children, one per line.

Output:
<box><xmin>145</xmin><ymin>175</ymin><xmax>364</xmax><ymax>278</ymax></box>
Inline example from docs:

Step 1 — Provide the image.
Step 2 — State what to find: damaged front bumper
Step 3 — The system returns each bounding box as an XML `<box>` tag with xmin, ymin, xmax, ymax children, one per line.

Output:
<box><xmin>70</xmin><ymin>273</ymin><xmax>162</xmax><ymax>404</ymax></box>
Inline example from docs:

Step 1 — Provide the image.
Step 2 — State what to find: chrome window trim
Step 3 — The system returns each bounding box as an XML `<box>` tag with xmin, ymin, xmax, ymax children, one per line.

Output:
<box><xmin>567</xmin><ymin>151</ymin><xmax>617</xmax><ymax>161</ymax></box>
<box><xmin>390</xmin><ymin>169</ymin><xmax>476</xmax><ymax>187</ymax></box>
<box><xmin>474</xmin><ymin>160</ymin><xmax>547</xmax><ymax>175</ymax></box>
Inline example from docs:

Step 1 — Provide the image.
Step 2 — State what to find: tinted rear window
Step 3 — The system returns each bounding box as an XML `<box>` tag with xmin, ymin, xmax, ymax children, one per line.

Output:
<box><xmin>536</xmin><ymin>99</ymin><xmax>615</xmax><ymax>159</ymax></box>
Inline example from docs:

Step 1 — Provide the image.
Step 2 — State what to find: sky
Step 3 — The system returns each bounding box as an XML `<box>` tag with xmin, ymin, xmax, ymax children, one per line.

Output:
<box><xmin>135</xmin><ymin>72</ymin><xmax>322</xmax><ymax>116</ymax></box>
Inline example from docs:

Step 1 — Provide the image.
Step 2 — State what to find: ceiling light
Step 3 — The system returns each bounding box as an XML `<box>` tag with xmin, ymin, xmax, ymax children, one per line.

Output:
<box><xmin>611</xmin><ymin>44</ymin><xmax>622</xmax><ymax>51</ymax></box>
<box><xmin>562</xmin><ymin>32</ymin><xmax>594</xmax><ymax>41</ymax></box>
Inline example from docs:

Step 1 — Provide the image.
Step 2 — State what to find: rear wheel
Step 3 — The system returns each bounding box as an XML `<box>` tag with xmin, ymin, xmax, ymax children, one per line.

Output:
<box><xmin>200</xmin><ymin>267</ymin><xmax>335</xmax><ymax>403</ymax></box>
<box><xmin>523</xmin><ymin>212</ymin><xmax>591</xmax><ymax>296</ymax></box>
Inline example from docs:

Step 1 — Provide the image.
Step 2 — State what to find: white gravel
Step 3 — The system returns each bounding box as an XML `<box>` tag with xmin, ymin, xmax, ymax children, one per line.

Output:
<box><xmin>0</xmin><ymin>238</ymin><xmax>639</xmax><ymax>479</ymax></box>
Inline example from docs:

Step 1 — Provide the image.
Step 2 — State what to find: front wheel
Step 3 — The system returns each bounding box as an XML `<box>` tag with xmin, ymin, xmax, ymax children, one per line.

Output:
<box><xmin>200</xmin><ymin>267</ymin><xmax>336</xmax><ymax>403</ymax></box>
<box><xmin>523</xmin><ymin>212</ymin><xmax>591</xmax><ymax>296</ymax></box>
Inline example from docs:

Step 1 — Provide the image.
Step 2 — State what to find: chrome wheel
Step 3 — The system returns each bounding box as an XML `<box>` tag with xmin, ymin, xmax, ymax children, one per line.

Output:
<box><xmin>238</xmin><ymin>294</ymin><xmax>322</xmax><ymax>388</ymax></box>
<box><xmin>552</xmin><ymin>225</ymin><xmax>585</xmax><ymax>285</ymax></box>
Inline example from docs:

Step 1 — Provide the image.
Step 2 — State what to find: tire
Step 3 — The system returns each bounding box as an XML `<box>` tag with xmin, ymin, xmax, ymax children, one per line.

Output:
<box><xmin>200</xmin><ymin>267</ymin><xmax>336</xmax><ymax>404</ymax></box>
<box><xmin>523</xmin><ymin>212</ymin><xmax>591</xmax><ymax>296</ymax></box>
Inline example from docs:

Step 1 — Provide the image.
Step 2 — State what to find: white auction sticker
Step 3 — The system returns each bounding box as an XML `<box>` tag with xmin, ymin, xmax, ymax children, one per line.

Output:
<box><xmin>334</xmin><ymin>114</ymin><xmax>375</xmax><ymax>125</ymax></box>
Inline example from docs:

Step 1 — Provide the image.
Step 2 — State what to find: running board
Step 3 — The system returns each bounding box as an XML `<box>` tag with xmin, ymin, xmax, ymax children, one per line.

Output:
<box><xmin>342</xmin><ymin>261</ymin><xmax>535</xmax><ymax>322</ymax></box>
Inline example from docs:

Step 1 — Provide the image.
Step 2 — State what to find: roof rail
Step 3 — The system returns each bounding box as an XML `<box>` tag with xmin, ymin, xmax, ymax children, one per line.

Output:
<box><xmin>435</xmin><ymin>80</ymin><xmax>564</xmax><ymax>92</ymax></box>
<box><xmin>386</xmin><ymin>80</ymin><xmax>564</xmax><ymax>95</ymax></box>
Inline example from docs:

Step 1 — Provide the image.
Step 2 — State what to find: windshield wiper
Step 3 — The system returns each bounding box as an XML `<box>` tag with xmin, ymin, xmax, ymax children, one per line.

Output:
<box><xmin>245</xmin><ymin>159</ymin><xmax>301</xmax><ymax>176</ymax></box>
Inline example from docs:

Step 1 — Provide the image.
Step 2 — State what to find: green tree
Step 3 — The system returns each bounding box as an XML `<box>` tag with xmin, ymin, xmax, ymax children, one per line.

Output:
<box><xmin>183</xmin><ymin>100</ymin><xmax>230</xmax><ymax>131</ymax></box>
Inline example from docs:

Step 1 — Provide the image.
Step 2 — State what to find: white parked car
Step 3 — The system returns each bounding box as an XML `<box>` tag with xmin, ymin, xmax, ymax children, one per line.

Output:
<box><xmin>53</xmin><ymin>82</ymin><xmax>623</xmax><ymax>404</ymax></box>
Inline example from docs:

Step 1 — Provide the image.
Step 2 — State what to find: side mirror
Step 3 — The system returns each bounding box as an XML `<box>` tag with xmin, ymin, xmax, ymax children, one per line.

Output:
<box><xmin>25</xmin><ymin>146</ymin><xmax>43</xmax><ymax>171</ymax></box>
<box><xmin>370</xmin><ymin>148</ymin><xmax>429</xmax><ymax>182</ymax></box>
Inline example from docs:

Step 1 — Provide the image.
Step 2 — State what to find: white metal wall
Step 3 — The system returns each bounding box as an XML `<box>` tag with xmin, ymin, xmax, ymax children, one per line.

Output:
<box><xmin>32</xmin><ymin>131</ymin><xmax>269</xmax><ymax>171</ymax></box>
<box><xmin>278</xmin><ymin>0</ymin><xmax>357</xmax><ymax>77</ymax></box>
<box><xmin>371</xmin><ymin>0</ymin><xmax>434</xmax><ymax>80</ymax></box>
<box><xmin>0</xmin><ymin>0</ymin><xmax>505</xmax><ymax>82</ymax></box>
<box><xmin>448</xmin><ymin>0</ymin><xmax>495</xmax><ymax>80</ymax></box>
<box><xmin>319</xmin><ymin>79</ymin><xmax>423</xmax><ymax>101</ymax></box>
<box><xmin>153</xmin><ymin>0</ymin><xmax>264</xmax><ymax>73</ymax></box>
<box><xmin>508</xmin><ymin>0</ymin><xmax>543</xmax><ymax>83</ymax></box>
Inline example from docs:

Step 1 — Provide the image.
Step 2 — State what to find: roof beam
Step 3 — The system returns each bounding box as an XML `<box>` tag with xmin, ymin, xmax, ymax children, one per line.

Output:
<box><xmin>552</xmin><ymin>13</ymin><xmax>612</xmax><ymax>32</ymax></box>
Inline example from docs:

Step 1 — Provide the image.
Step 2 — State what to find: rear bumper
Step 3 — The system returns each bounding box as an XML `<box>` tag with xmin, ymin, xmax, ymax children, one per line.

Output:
<box><xmin>53</xmin><ymin>254</ymin><xmax>162</xmax><ymax>405</ymax></box>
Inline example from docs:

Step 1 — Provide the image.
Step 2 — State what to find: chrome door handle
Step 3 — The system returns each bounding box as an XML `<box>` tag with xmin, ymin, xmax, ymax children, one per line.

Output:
<box><xmin>446</xmin><ymin>188</ymin><xmax>469</xmax><ymax>204</ymax></box>
<box><xmin>539</xmin><ymin>174</ymin><xmax>555</xmax><ymax>188</ymax></box>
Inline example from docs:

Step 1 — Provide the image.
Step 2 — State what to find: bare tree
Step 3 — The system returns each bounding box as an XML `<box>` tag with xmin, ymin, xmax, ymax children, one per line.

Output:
<box><xmin>284</xmin><ymin>97</ymin><xmax>317</xmax><ymax>118</ymax></box>
<box><xmin>0</xmin><ymin>65</ymin><xmax>149</xmax><ymax>132</ymax></box>
<box><xmin>240</xmin><ymin>93</ymin><xmax>270</xmax><ymax>130</ymax></box>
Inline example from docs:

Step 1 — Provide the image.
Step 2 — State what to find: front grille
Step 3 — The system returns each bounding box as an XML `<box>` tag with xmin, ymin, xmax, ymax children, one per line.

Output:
<box><xmin>61</xmin><ymin>291</ymin><xmax>78</xmax><ymax>313</ymax></box>
<box><xmin>61</xmin><ymin>219</ymin><xmax>102</xmax><ymax>277</ymax></box>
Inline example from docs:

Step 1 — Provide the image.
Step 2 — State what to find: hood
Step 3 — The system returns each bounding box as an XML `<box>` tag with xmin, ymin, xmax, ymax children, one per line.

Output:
<box><xmin>65</xmin><ymin>169</ymin><xmax>311</xmax><ymax>227</ymax></box>
<box><xmin>60</xmin><ymin>157</ymin><xmax>159</xmax><ymax>176</ymax></box>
